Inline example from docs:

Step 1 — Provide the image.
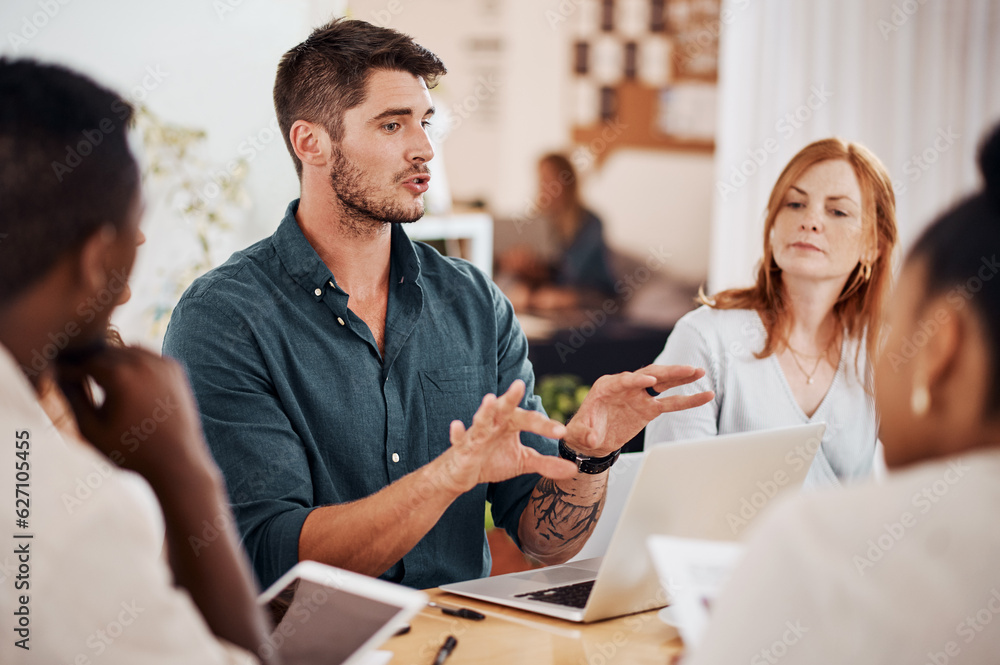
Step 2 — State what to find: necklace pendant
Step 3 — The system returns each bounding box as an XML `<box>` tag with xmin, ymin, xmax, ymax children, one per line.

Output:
<box><xmin>807</xmin><ymin>377</ymin><xmax>815</xmax><ymax>385</ymax></box>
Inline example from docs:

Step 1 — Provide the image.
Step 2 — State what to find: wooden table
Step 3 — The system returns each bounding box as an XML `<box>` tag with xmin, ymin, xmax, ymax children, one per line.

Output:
<box><xmin>385</xmin><ymin>589</ymin><xmax>683</xmax><ymax>665</ymax></box>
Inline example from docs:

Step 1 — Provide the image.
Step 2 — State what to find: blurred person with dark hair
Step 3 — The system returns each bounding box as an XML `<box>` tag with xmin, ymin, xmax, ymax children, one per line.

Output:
<box><xmin>499</xmin><ymin>152</ymin><xmax>617</xmax><ymax>310</ymax></box>
<box><xmin>164</xmin><ymin>18</ymin><xmax>712</xmax><ymax>591</ymax></box>
<box><xmin>0</xmin><ymin>58</ymin><xmax>272</xmax><ymax>664</ymax></box>
<box><xmin>648</xmin><ymin>138</ymin><xmax>898</xmax><ymax>488</ymax></box>
<box><xmin>686</xmin><ymin>123</ymin><xmax>1000</xmax><ymax>664</ymax></box>
<box><xmin>38</xmin><ymin>230</ymin><xmax>144</xmax><ymax>443</ymax></box>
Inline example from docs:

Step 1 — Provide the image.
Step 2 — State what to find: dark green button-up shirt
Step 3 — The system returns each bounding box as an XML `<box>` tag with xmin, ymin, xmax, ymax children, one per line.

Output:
<box><xmin>163</xmin><ymin>200</ymin><xmax>554</xmax><ymax>589</ymax></box>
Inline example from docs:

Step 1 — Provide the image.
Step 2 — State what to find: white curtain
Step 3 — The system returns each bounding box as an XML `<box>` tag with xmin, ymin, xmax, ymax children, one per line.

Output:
<box><xmin>709</xmin><ymin>0</ymin><xmax>1000</xmax><ymax>292</ymax></box>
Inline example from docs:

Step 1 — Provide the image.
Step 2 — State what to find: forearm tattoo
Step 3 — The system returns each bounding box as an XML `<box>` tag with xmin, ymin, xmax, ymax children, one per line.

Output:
<box><xmin>527</xmin><ymin>477</ymin><xmax>606</xmax><ymax>551</ymax></box>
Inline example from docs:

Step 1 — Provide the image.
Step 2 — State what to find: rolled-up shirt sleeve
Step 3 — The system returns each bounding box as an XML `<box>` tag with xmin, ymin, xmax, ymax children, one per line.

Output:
<box><xmin>163</xmin><ymin>294</ymin><xmax>313</xmax><ymax>587</ymax></box>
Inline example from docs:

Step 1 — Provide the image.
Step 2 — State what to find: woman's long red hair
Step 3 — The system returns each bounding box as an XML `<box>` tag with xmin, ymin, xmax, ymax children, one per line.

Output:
<box><xmin>701</xmin><ymin>138</ymin><xmax>898</xmax><ymax>376</ymax></box>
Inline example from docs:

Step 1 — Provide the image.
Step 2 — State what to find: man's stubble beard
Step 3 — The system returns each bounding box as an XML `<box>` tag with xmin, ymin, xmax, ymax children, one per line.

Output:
<box><xmin>328</xmin><ymin>145</ymin><xmax>426</xmax><ymax>239</ymax></box>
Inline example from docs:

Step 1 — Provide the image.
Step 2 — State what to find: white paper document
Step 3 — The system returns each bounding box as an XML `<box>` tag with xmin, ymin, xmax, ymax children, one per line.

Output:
<box><xmin>647</xmin><ymin>535</ymin><xmax>745</xmax><ymax>649</ymax></box>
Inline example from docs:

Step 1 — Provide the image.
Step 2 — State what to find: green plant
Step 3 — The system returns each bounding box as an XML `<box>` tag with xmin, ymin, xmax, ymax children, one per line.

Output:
<box><xmin>536</xmin><ymin>374</ymin><xmax>591</xmax><ymax>424</ymax></box>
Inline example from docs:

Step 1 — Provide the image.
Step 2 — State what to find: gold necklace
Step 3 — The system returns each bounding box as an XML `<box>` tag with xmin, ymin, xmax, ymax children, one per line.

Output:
<box><xmin>786</xmin><ymin>337</ymin><xmax>839</xmax><ymax>386</ymax></box>
<box><xmin>786</xmin><ymin>347</ymin><xmax>824</xmax><ymax>385</ymax></box>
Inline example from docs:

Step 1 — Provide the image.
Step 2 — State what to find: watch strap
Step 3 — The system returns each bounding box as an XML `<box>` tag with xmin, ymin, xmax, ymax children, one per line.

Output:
<box><xmin>557</xmin><ymin>439</ymin><xmax>621</xmax><ymax>474</ymax></box>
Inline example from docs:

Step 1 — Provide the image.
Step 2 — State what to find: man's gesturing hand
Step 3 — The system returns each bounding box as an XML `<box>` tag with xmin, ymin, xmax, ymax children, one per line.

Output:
<box><xmin>440</xmin><ymin>379</ymin><xmax>577</xmax><ymax>495</ymax></box>
<box><xmin>564</xmin><ymin>365</ymin><xmax>715</xmax><ymax>457</ymax></box>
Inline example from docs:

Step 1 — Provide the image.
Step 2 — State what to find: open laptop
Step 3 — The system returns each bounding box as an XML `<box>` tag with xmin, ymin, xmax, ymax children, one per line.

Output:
<box><xmin>440</xmin><ymin>423</ymin><xmax>824</xmax><ymax>622</ymax></box>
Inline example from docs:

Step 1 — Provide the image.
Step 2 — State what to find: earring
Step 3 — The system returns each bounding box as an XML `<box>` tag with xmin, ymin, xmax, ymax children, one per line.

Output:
<box><xmin>862</xmin><ymin>263</ymin><xmax>872</xmax><ymax>281</ymax></box>
<box><xmin>911</xmin><ymin>383</ymin><xmax>930</xmax><ymax>417</ymax></box>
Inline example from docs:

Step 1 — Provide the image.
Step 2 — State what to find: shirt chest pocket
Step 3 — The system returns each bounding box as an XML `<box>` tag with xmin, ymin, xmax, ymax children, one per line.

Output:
<box><xmin>420</xmin><ymin>364</ymin><xmax>495</xmax><ymax>458</ymax></box>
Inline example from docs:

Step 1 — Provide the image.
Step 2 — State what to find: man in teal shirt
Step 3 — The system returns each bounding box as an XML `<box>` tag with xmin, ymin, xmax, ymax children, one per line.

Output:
<box><xmin>163</xmin><ymin>18</ymin><xmax>711</xmax><ymax>589</ymax></box>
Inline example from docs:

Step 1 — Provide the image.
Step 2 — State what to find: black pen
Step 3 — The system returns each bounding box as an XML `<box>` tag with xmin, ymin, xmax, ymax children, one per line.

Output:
<box><xmin>428</xmin><ymin>601</ymin><xmax>485</xmax><ymax>620</ymax></box>
<box><xmin>432</xmin><ymin>635</ymin><xmax>458</xmax><ymax>665</ymax></box>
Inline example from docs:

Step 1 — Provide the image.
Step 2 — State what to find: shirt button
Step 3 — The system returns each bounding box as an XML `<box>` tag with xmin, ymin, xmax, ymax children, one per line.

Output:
<box><xmin>337</xmin><ymin>317</ymin><xmax>345</xmax><ymax>326</ymax></box>
<box><xmin>314</xmin><ymin>288</ymin><xmax>322</xmax><ymax>296</ymax></box>
<box><xmin>391</xmin><ymin>453</ymin><xmax>400</xmax><ymax>463</ymax></box>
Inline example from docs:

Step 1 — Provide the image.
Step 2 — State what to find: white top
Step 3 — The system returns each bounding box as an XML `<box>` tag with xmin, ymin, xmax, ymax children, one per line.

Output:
<box><xmin>687</xmin><ymin>447</ymin><xmax>1000</xmax><ymax>664</ymax></box>
<box><xmin>646</xmin><ymin>306</ymin><xmax>877</xmax><ymax>488</ymax></box>
<box><xmin>0</xmin><ymin>343</ymin><xmax>255</xmax><ymax>664</ymax></box>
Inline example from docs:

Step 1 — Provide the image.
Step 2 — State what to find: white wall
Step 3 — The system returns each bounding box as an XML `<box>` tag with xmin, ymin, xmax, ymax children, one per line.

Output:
<box><xmin>589</xmin><ymin>149</ymin><xmax>713</xmax><ymax>281</ymax></box>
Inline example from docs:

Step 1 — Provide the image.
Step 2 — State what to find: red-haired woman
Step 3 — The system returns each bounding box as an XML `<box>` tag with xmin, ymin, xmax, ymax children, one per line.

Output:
<box><xmin>647</xmin><ymin>138</ymin><xmax>898</xmax><ymax>487</ymax></box>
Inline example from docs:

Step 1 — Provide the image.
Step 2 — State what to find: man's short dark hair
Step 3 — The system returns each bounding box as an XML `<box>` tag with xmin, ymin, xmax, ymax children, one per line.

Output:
<box><xmin>0</xmin><ymin>58</ymin><xmax>138</xmax><ymax>306</ymax></box>
<box><xmin>273</xmin><ymin>17</ymin><xmax>447</xmax><ymax>179</ymax></box>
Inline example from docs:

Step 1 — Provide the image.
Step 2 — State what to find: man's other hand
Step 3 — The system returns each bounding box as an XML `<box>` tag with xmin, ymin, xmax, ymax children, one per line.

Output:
<box><xmin>564</xmin><ymin>365</ymin><xmax>714</xmax><ymax>457</ymax></box>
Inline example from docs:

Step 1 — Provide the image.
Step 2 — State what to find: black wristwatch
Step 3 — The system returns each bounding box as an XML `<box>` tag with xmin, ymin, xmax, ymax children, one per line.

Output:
<box><xmin>558</xmin><ymin>439</ymin><xmax>622</xmax><ymax>475</ymax></box>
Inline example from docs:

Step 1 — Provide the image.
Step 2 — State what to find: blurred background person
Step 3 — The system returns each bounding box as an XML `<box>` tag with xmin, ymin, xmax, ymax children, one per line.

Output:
<box><xmin>498</xmin><ymin>153</ymin><xmax>617</xmax><ymax>311</ymax></box>
<box><xmin>646</xmin><ymin>138</ymin><xmax>898</xmax><ymax>488</ymax></box>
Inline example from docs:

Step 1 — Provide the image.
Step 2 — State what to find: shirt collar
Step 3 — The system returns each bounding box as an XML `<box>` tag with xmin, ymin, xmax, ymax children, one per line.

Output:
<box><xmin>389</xmin><ymin>221</ymin><xmax>422</xmax><ymax>286</ymax></box>
<box><xmin>273</xmin><ymin>199</ymin><xmax>422</xmax><ymax>298</ymax></box>
<box><xmin>0</xmin><ymin>341</ymin><xmax>60</xmax><ymax>434</ymax></box>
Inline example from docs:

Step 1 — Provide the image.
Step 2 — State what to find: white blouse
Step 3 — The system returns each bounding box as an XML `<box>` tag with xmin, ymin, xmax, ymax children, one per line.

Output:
<box><xmin>646</xmin><ymin>306</ymin><xmax>877</xmax><ymax>487</ymax></box>
<box><xmin>0</xmin><ymin>344</ymin><xmax>255</xmax><ymax>664</ymax></box>
<box><xmin>687</xmin><ymin>447</ymin><xmax>1000</xmax><ymax>664</ymax></box>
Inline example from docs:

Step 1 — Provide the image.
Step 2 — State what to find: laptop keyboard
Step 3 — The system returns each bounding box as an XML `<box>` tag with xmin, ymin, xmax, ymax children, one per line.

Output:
<box><xmin>514</xmin><ymin>579</ymin><xmax>595</xmax><ymax>609</ymax></box>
